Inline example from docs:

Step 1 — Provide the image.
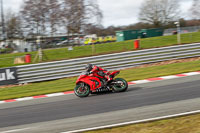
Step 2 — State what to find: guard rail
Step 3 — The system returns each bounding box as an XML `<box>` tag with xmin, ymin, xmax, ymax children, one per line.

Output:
<box><xmin>16</xmin><ymin>43</ymin><xmax>200</xmax><ymax>84</ymax></box>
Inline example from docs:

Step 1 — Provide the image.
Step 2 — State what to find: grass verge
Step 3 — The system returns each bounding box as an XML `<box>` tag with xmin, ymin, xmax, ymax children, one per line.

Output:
<box><xmin>0</xmin><ymin>58</ymin><xmax>200</xmax><ymax>100</ymax></box>
<box><xmin>0</xmin><ymin>32</ymin><xmax>200</xmax><ymax>68</ymax></box>
<box><xmin>85</xmin><ymin>113</ymin><xmax>200</xmax><ymax>133</ymax></box>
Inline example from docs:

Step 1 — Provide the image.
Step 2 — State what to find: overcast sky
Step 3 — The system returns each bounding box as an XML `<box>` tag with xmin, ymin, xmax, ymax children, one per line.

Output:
<box><xmin>3</xmin><ymin>0</ymin><xmax>193</xmax><ymax>27</ymax></box>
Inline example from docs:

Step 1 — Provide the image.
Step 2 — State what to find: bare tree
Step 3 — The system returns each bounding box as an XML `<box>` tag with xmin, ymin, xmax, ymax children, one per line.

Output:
<box><xmin>21</xmin><ymin>0</ymin><xmax>46</xmax><ymax>36</ymax></box>
<box><xmin>139</xmin><ymin>0</ymin><xmax>181</xmax><ymax>27</ymax></box>
<box><xmin>5</xmin><ymin>11</ymin><xmax>23</xmax><ymax>39</ymax></box>
<box><xmin>61</xmin><ymin>0</ymin><xmax>85</xmax><ymax>34</ymax></box>
<box><xmin>20</xmin><ymin>0</ymin><xmax>102</xmax><ymax>37</ymax></box>
<box><xmin>46</xmin><ymin>0</ymin><xmax>61</xmax><ymax>36</ymax></box>
<box><xmin>85</xmin><ymin>0</ymin><xmax>103</xmax><ymax>25</ymax></box>
<box><xmin>21</xmin><ymin>0</ymin><xmax>60</xmax><ymax>36</ymax></box>
<box><xmin>61</xmin><ymin>0</ymin><xmax>103</xmax><ymax>35</ymax></box>
<box><xmin>190</xmin><ymin>0</ymin><xmax>200</xmax><ymax>20</ymax></box>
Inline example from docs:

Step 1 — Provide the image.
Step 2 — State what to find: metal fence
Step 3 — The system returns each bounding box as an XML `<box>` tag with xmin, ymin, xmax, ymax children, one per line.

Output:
<box><xmin>16</xmin><ymin>43</ymin><xmax>200</xmax><ymax>84</ymax></box>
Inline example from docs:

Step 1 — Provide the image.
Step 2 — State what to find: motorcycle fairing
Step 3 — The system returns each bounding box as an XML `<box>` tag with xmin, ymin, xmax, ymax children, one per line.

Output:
<box><xmin>110</xmin><ymin>71</ymin><xmax>120</xmax><ymax>78</ymax></box>
<box><xmin>76</xmin><ymin>75</ymin><xmax>102</xmax><ymax>91</ymax></box>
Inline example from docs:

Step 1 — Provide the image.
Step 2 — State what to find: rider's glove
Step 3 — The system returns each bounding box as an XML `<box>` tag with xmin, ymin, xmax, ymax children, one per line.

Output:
<box><xmin>86</xmin><ymin>71</ymin><xmax>93</xmax><ymax>75</ymax></box>
<box><xmin>86</xmin><ymin>72</ymin><xmax>90</xmax><ymax>75</ymax></box>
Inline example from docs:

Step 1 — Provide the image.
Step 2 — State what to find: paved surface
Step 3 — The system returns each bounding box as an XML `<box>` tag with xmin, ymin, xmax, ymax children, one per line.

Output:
<box><xmin>0</xmin><ymin>74</ymin><xmax>200</xmax><ymax>133</ymax></box>
<box><xmin>2</xmin><ymin>71</ymin><xmax>200</xmax><ymax>104</ymax></box>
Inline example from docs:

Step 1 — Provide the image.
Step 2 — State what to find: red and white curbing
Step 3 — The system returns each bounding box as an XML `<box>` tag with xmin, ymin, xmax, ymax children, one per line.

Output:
<box><xmin>128</xmin><ymin>71</ymin><xmax>200</xmax><ymax>85</ymax></box>
<box><xmin>1</xmin><ymin>71</ymin><xmax>200</xmax><ymax>104</ymax></box>
<box><xmin>0</xmin><ymin>91</ymin><xmax>74</xmax><ymax>104</ymax></box>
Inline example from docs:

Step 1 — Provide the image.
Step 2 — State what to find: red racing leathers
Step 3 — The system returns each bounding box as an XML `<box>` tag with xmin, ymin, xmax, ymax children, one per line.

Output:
<box><xmin>90</xmin><ymin>65</ymin><xmax>112</xmax><ymax>81</ymax></box>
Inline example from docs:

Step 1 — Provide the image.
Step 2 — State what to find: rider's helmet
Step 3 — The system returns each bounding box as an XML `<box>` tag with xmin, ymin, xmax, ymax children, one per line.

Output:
<box><xmin>85</xmin><ymin>63</ymin><xmax>93</xmax><ymax>72</ymax></box>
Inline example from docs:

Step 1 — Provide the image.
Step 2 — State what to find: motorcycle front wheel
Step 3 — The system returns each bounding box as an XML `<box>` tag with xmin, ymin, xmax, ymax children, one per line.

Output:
<box><xmin>74</xmin><ymin>83</ymin><xmax>90</xmax><ymax>97</ymax></box>
<box><xmin>112</xmin><ymin>78</ymin><xmax>128</xmax><ymax>92</ymax></box>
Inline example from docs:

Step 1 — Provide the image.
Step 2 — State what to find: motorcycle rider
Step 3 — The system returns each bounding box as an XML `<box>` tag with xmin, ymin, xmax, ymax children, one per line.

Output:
<box><xmin>85</xmin><ymin>64</ymin><xmax>112</xmax><ymax>84</ymax></box>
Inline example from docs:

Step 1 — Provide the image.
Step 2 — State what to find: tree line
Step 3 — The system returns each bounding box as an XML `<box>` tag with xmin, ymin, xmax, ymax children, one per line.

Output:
<box><xmin>1</xmin><ymin>0</ymin><xmax>200</xmax><ymax>39</ymax></box>
<box><xmin>2</xmin><ymin>0</ymin><xmax>102</xmax><ymax>39</ymax></box>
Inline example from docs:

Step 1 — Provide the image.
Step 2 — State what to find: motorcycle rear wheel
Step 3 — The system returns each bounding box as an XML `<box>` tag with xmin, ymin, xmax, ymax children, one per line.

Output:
<box><xmin>112</xmin><ymin>78</ymin><xmax>128</xmax><ymax>92</ymax></box>
<box><xmin>74</xmin><ymin>83</ymin><xmax>90</xmax><ymax>97</ymax></box>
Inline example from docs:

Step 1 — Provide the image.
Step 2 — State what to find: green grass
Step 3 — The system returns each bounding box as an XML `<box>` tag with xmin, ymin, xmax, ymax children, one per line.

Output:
<box><xmin>0</xmin><ymin>52</ymin><xmax>36</xmax><ymax>68</ymax></box>
<box><xmin>0</xmin><ymin>32</ymin><xmax>200</xmax><ymax>68</ymax></box>
<box><xmin>0</xmin><ymin>59</ymin><xmax>200</xmax><ymax>100</ymax></box>
<box><xmin>86</xmin><ymin>113</ymin><xmax>200</xmax><ymax>133</ymax></box>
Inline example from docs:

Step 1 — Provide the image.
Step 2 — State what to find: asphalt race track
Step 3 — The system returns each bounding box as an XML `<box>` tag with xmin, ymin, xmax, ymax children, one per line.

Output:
<box><xmin>0</xmin><ymin>74</ymin><xmax>200</xmax><ymax>133</ymax></box>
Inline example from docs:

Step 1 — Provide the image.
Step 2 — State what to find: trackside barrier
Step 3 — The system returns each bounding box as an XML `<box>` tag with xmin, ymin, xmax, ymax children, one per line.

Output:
<box><xmin>1</xmin><ymin>43</ymin><xmax>200</xmax><ymax>85</ymax></box>
<box><xmin>0</xmin><ymin>67</ymin><xmax>18</xmax><ymax>86</ymax></box>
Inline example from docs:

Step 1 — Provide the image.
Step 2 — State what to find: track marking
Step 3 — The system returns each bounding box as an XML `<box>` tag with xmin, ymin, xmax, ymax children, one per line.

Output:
<box><xmin>0</xmin><ymin>128</ymin><xmax>31</xmax><ymax>133</ymax></box>
<box><xmin>63</xmin><ymin>110</ymin><xmax>200</xmax><ymax>133</ymax></box>
<box><xmin>16</xmin><ymin>97</ymin><xmax>34</xmax><ymax>101</ymax></box>
<box><xmin>0</xmin><ymin>71</ymin><xmax>200</xmax><ymax>104</ymax></box>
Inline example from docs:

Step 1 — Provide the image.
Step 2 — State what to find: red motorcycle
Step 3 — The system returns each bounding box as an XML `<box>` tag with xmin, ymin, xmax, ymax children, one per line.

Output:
<box><xmin>74</xmin><ymin>70</ymin><xmax>128</xmax><ymax>97</ymax></box>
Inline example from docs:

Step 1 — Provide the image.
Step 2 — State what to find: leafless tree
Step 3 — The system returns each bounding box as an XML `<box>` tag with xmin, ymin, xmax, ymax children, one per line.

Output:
<box><xmin>5</xmin><ymin>11</ymin><xmax>23</xmax><ymax>39</ymax></box>
<box><xmin>139</xmin><ymin>0</ymin><xmax>181</xmax><ymax>27</ymax></box>
<box><xmin>61</xmin><ymin>0</ymin><xmax>103</xmax><ymax>35</ymax></box>
<box><xmin>46</xmin><ymin>0</ymin><xmax>61</xmax><ymax>36</ymax></box>
<box><xmin>61</xmin><ymin>0</ymin><xmax>85</xmax><ymax>34</ymax></box>
<box><xmin>20</xmin><ymin>0</ymin><xmax>102</xmax><ymax>37</ymax></box>
<box><xmin>21</xmin><ymin>0</ymin><xmax>47</xmax><ymax>36</ymax></box>
<box><xmin>190</xmin><ymin>0</ymin><xmax>200</xmax><ymax>20</ymax></box>
<box><xmin>85</xmin><ymin>0</ymin><xmax>103</xmax><ymax>26</ymax></box>
<box><xmin>21</xmin><ymin>0</ymin><xmax>61</xmax><ymax>36</ymax></box>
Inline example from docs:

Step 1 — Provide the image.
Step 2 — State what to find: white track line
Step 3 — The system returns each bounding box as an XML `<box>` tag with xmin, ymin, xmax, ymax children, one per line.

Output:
<box><xmin>0</xmin><ymin>128</ymin><xmax>31</xmax><ymax>133</ymax></box>
<box><xmin>63</xmin><ymin>110</ymin><xmax>200</xmax><ymax>133</ymax></box>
